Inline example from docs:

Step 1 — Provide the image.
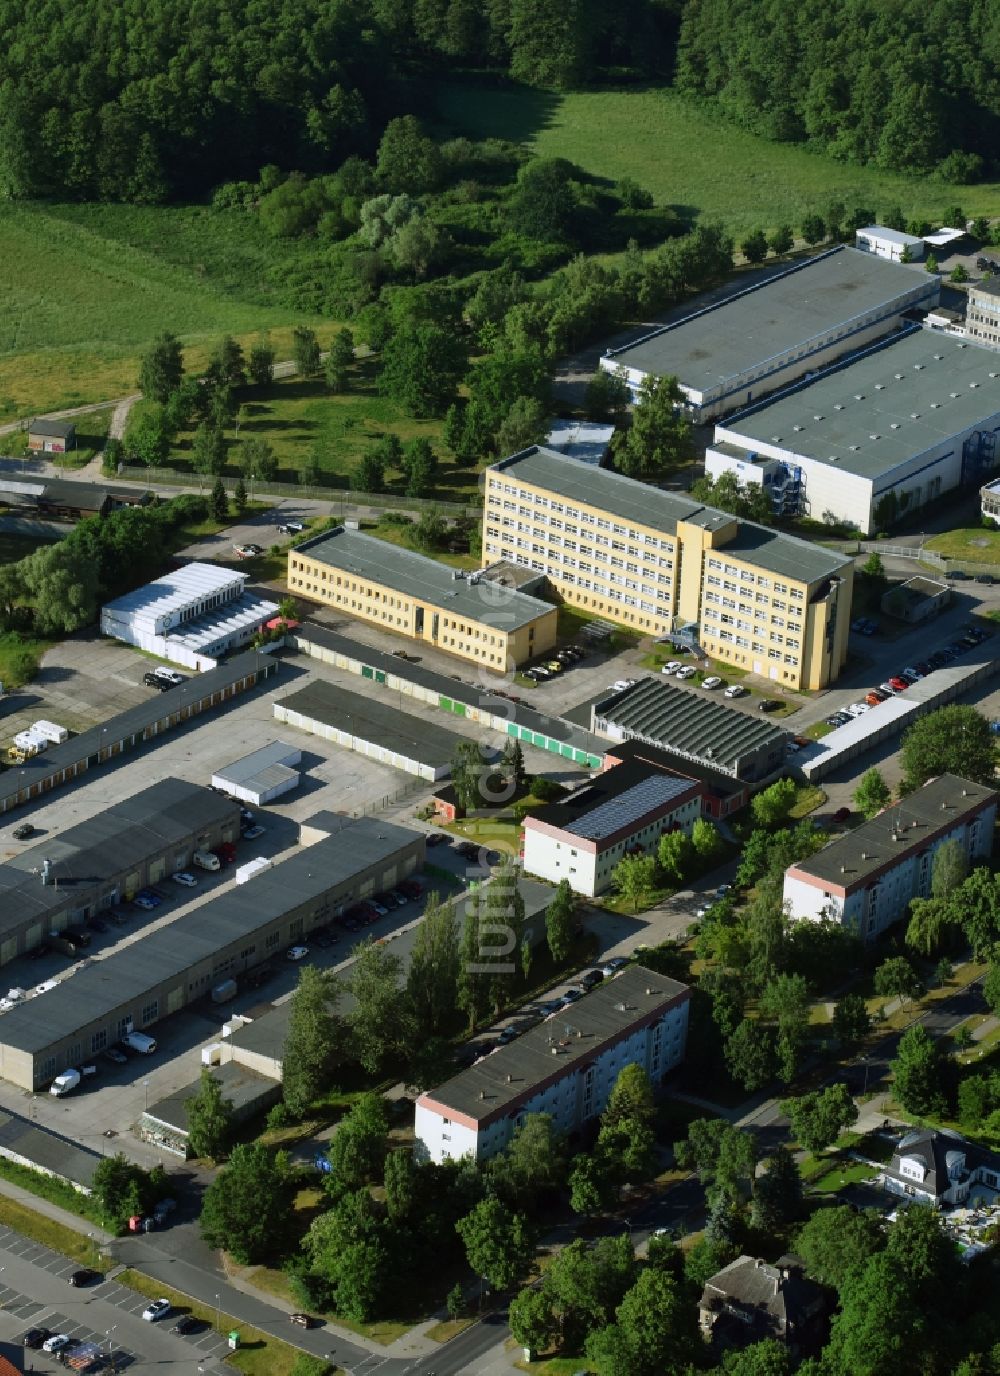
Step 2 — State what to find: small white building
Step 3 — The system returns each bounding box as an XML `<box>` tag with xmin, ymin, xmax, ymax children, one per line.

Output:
<box><xmin>782</xmin><ymin>773</ymin><xmax>997</xmax><ymax>941</ymax></box>
<box><xmin>522</xmin><ymin>762</ymin><xmax>703</xmax><ymax>897</ymax></box>
<box><xmin>100</xmin><ymin>562</ymin><xmax>278</xmax><ymax>671</ymax></box>
<box><xmin>414</xmin><ymin>965</ymin><xmax>690</xmax><ymax>1163</ymax></box>
<box><xmin>210</xmin><ymin>741</ymin><xmax>302</xmax><ymax>806</ymax></box>
<box><xmin>855</xmin><ymin>226</ymin><xmax>926</xmax><ymax>263</ymax></box>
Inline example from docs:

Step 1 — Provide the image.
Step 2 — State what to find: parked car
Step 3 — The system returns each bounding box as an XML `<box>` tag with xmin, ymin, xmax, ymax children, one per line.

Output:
<box><xmin>832</xmin><ymin>807</ymin><xmax>852</xmax><ymax>823</ymax></box>
<box><xmin>701</xmin><ymin>676</ymin><xmax>722</xmax><ymax>690</ymax></box>
<box><xmin>425</xmin><ymin>832</ymin><xmax>448</xmax><ymax>847</ymax></box>
<box><xmin>11</xmin><ymin>822</ymin><xmax>35</xmax><ymax>840</ymax></box>
<box><xmin>724</xmin><ymin>684</ymin><xmax>748</xmax><ymax>698</ymax></box>
<box><xmin>888</xmin><ymin>676</ymin><xmax>909</xmax><ymax>692</ymax></box>
<box><xmin>946</xmin><ymin>569</ymin><xmax>970</xmax><ymax>581</ymax></box>
<box><xmin>133</xmin><ymin>895</ymin><xmax>158</xmax><ymax>911</ymax></box>
<box><xmin>277</xmin><ymin>521</ymin><xmax>304</xmax><ymax>534</ymax></box>
<box><xmin>69</xmin><ymin>1269</ymin><xmax>100</xmax><ymax>1287</ymax></box>
<box><xmin>389</xmin><ymin>889</ymin><xmax>409</xmax><ymax>906</ymax></box>
<box><xmin>397</xmin><ymin>877</ymin><xmax>423</xmax><ymax>899</ymax></box>
<box><xmin>142</xmin><ymin>1299</ymin><xmax>172</xmax><ymax>1323</ymax></box>
<box><xmin>865</xmin><ymin>691</ymin><xmax>886</xmax><ymax>707</ymax></box>
<box><xmin>675</xmin><ymin>665</ymin><xmax>697</xmax><ymax>680</ymax></box>
<box><xmin>579</xmin><ymin>969</ymin><xmax>604</xmax><ymax>991</ymax></box>
<box><xmin>42</xmin><ymin>1334</ymin><xmax>73</xmax><ymax>1353</ymax></box>
<box><xmin>289</xmin><ymin>1313</ymin><xmax>318</xmax><ymax>1328</ymax></box>
<box><xmin>601</xmin><ymin>957</ymin><xmax>629</xmax><ymax>977</ymax></box>
<box><xmin>286</xmin><ymin>945</ymin><xmax>309</xmax><ymax>962</ymax></box>
<box><xmin>172</xmin><ymin>1315</ymin><xmax>202</xmax><ymax>1334</ymax></box>
<box><xmin>661</xmin><ymin>661</ymin><xmax>682</xmax><ymax>676</ymax></box>
<box><xmin>242</xmin><ymin>825</ymin><xmax>266</xmax><ymax>841</ymax></box>
<box><xmin>544</xmin><ymin>660</ymin><xmax>563</xmax><ymax>673</ymax></box>
<box><xmin>878</xmin><ymin>682</ymin><xmax>899</xmax><ymax>696</ymax></box>
<box><xmin>757</xmin><ymin>699</ymin><xmax>780</xmax><ymax>712</ymax></box>
<box><xmin>22</xmin><ymin>1328</ymin><xmax>51</xmax><ymax>1349</ymax></box>
<box><xmin>171</xmin><ymin>871</ymin><xmax>197</xmax><ymax>887</ymax></box>
<box><xmin>496</xmin><ymin>1025</ymin><xmax>520</xmax><ymax>1045</ymax></box>
<box><xmin>559</xmin><ymin>987</ymin><xmax>585</xmax><ymax>1006</ymax></box>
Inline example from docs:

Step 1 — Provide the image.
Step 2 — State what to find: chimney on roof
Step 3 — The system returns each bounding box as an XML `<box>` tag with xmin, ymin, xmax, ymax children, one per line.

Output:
<box><xmin>506</xmin><ymin>1074</ymin><xmax>512</xmax><ymax>1083</ymax></box>
<box><xmin>479</xmin><ymin>1089</ymin><xmax>486</xmax><ymax>1100</ymax></box>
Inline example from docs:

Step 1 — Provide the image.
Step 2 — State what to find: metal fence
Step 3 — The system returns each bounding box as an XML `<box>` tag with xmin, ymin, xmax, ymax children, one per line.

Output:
<box><xmin>117</xmin><ymin>465</ymin><xmax>478</xmax><ymax>517</ymax></box>
<box><xmin>347</xmin><ymin>777</ymin><xmax>425</xmax><ymax>817</ymax></box>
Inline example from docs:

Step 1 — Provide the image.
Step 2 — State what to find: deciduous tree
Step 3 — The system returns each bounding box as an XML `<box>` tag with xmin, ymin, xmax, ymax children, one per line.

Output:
<box><xmin>783</xmin><ymin>1082</ymin><xmax>858</xmax><ymax>1153</ymax></box>
<box><xmin>545</xmin><ymin>879</ymin><xmax>575</xmax><ymax>963</ymax></box>
<box><xmin>138</xmin><ymin>332</ymin><xmax>183</xmax><ymax>402</ymax></box>
<box><xmin>349</xmin><ymin>939</ymin><xmax>410</xmax><ymax>1075</ymax></box>
<box><xmin>891</xmin><ymin>1024</ymin><xmax>947</xmax><ymax>1117</ymax></box>
<box><xmin>900</xmin><ymin>706</ymin><xmax>996</xmax><ymax>790</ymax></box>
<box><xmin>200</xmin><ymin>1143</ymin><xmax>295</xmax><ymax>1264</ymax></box>
<box><xmin>612</xmin><ymin>854</ymin><xmax>657</xmax><ymax>912</ymax></box>
<box><xmin>456</xmin><ymin>1196</ymin><xmax>535</xmax><ymax>1290</ymax></box>
<box><xmin>186</xmin><ymin>1069</ymin><xmax>234</xmax><ymax>1159</ymax></box>
<box><xmin>854</xmin><ymin>767</ymin><xmax>891</xmax><ymax>819</ymax></box>
<box><xmin>282</xmin><ymin>966</ymin><xmax>344</xmax><ymax>1118</ymax></box>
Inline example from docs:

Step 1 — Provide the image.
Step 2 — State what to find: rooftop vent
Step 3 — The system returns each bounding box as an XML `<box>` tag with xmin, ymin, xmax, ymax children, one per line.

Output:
<box><xmin>875</xmin><ymin>383</ymin><xmax>885</xmax><ymax>390</ymax></box>
<box><xmin>861</xmin><ymin>850</ymin><xmax>868</xmax><ymax>860</ymax></box>
<box><xmin>958</xmin><ymin>342</ymin><xmax>968</xmax><ymax>348</ymax></box>
<box><xmin>854</xmin><ymin>394</ymin><xmax>866</xmax><ymax>401</ymax></box>
<box><xmin>914</xmin><ymin>363</ymin><xmax>924</xmax><ymax>370</ymax></box>
<box><xmin>828</xmin><ymin>455</ymin><xmax>839</xmax><ymax>462</ymax></box>
<box><xmin>911</xmin><ymin>413</ymin><xmax>921</xmax><ymax>419</ymax></box>
<box><xmin>894</xmin><ymin>373</ymin><xmax>904</xmax><ymax>380</ymax></box>
<box><xmin>849</xmin><ymin>444</ymin><xmax>860</xmax><ymax>451</ymax></box>
<box><xmin>646</xmin><ymin>987</ymin><xmax>655</xmax><ymax>997</ymax></box>
<box><xmin>793</xmin><ymin>424</ymin><xmax>803</xmax><ymax>432</ymax></box>
<box><xmin>970</xmin><ymin>382</ymin><xmax>979</xmax><ymax>388</ymax></box>
<box><xmin>990</xmin><ymin>373</ymin><xmax>998</xmax><ymax>379</ymax></box>
<box><xmin>933</xmin><ymin>354</ymin><xmax>943</xmax><ymax>361</ymax></box>
<box><xmin>813</xmin><ymin>415</ymin><xmax>824</xmax><ymax>421</ymax></box>
<box><xmin>890</xmin><ymin>423</ymin><xmax>900</xmax><ymax>430</ymax></box>
<box><xmin>931</xmin><ymin>402</ymin><xmax>940</xmax><ymax>409</ymax></box>
<box><xmin>771</xmin><ymin>436</ymin><xmax>782</xmax><ymax>443</ymax></box>
<box><xmin>834</xmin><ymin>403</ymin><xmax>845</xmax><ymax>411</ymax></box>
<box><xmin>951</xmin><ymin>392</ymin><xmax>960</xmax><ymax>398</ymax></box>
<box><xmin>869</xmin><ymin>434</ymin><xmax>881</xmax><ymax>441</ymax></box>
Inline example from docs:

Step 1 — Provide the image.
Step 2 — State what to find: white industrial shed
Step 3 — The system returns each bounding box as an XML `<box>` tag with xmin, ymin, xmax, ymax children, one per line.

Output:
<box><xmin>705</xmin><ymin>331</ymin><xmax>1000</xmax><ymax>534</ymax></box>
<box><xmin>598</xmin><ymin>247</ymin><xmax>937</xmax><ymax>421</ymax></box>
<box><xmin>210</xmin><ymin>741</ymin><xmax>302</xmax><ymax>805</ymax></box>
<box><xmin>855</xmin><ymin>226</ymin><xmax>926</xmax><ymax>262</ymax></box>
<box><xmin>101</xmin><ymin>562</ymin><xmax>278</xmax><ymax>670</ymax></box>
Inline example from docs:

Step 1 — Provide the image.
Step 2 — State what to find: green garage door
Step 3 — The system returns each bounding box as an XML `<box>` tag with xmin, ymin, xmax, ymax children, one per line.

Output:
<box><xmin>362</xmin><ymin>665</ymin><xmax>374</xmax><ymax>680</ymax></box>
<box><xmin>375</xmin><ymin>669</ymin><xmax>387</xmax><ymax>685</ymax></box>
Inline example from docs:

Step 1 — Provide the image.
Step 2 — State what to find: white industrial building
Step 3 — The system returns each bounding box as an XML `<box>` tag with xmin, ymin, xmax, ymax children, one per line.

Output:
<box><xmin>782</xmin><ymin>774</ymin><xmax>997</xmax><ymax>941</ymax></box>
<box><xmin>854</xmin><ymin>226</ymin><xmax>926</xmax><ymax>263</ymax></box>
<box><xmin>598</xmin><ymin>247</ymin><xmax>938</xmax><ymax>422</ymax></box>
<box><xmin>414</xmin><ymin>965</ymin><xmax>690</xmax><ymax>1163</ymax></box>
<box><xmin>101</xmin><ymin>562</ymin><xmax>278</xmax><ymax>670</ymax></box>
<box><xmin>210</xmin><ymin>741</ymin><xmax>302</xmax><ymax>805</ymax></box>
<box><xmin>522</xmin><ymin>761</ymin><xmax>703</xmax><ymax>896</ymax></box>
<box><xmin>705</xmin><ymin>331</ymin><xmax>1000</xmax><ymax>534</ymax></box>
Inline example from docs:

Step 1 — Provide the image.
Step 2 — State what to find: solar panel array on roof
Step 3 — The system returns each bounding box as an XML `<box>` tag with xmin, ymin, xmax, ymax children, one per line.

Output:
<box><xmin>562</xmin><ymin>773</ymin><xmax>691</xmax><ymax>840</ymax></box>
<box><xmin>594</xmin><ymin>677</ymin><xmax>787</xmax><ymax>775</ymax></box>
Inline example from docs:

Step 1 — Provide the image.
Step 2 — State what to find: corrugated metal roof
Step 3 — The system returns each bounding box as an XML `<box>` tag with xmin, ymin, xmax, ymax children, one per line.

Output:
<box><xmin>594</xmin><ymin>676</ymin><xmax>787</xmax><ymax>772</ymax></box>
<box><xmin>102</xmin><ymin>561</ymin><xmax>246</xmax><ymax>622</ymax></box>
<box><xmin>276</xmin><ymin>680</ymin><xmax>464</xmax><ymax>767</ymax></box>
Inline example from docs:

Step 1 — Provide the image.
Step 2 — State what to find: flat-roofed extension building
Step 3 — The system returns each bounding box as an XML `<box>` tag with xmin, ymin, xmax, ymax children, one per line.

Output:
<box><xmin>522</xmin><ymin>760</ymin><xmax>703</xmax><ymax>896</ymax></box>
<box><xmin>706</xmin><ymin>332</ymin><xmax>1000</xmax><ymax>534</ymax></box>
<box><xmin>783</xmin><ymin>773</ymin><xmax>997</xmax><ymax>941</ymax></box>
<box><xmin>592</xmin><ymin>676</ymin><xmax>787</xmax><ymax>782</ymax></box>
<box><xmin>599</xmin><ymin>247</ymin><xmax>937</xmax><ymax>421</ymax></box>
<box><xmin>485</xmin><ymin>446</ymin><xmax>853</xmax><ymax>690</ymax></box>
<box><xmin>0</xmin><ymin>780</ymin><xmax>240</xmax><ymax>966</ymax></box>
<box><xmin>967</xmin><ymin>276</ymin><xmax>1000</xmax><ymax>352</ymax></box>
<box><xmin>600</xmin><ymin>738</ymin><xmax>748</xmax><ymax>819</ymax></box>
<box><xmin>288</xmin><ymin>526</ymin><xmax>557</xmax><ymax>670</ymax></box>
<box><xmin>0</xmin><ymin>814</ymin><xmax>425</xmax><ymax>1091</ymax></box>
<box><xmin>854</xmin><ymin>225</ymin><xmax>926</xmax><ymax>263</ymax></box>
<box><xmin>101</xmin><ymin>561</ymin><xmax>278</xmax><ymax>671</ymax></box>
<box><xmin>415</xmin><ymin>964</ymin><xmax>690</xmax><ymax>1162</ymax></box>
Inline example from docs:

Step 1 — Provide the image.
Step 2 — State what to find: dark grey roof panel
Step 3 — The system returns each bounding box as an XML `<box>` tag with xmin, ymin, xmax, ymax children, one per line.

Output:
<box><xmin>276</xmin><ymin>680</ymin><xmax>464</xmax><ymax>767</ymax></box>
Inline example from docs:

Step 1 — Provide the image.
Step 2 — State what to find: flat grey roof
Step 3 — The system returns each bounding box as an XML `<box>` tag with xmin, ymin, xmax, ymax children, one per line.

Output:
<box><xmin>293</xmin><ymin>624</ymin><xmax>607</xmax><ymax>763</ymax></box>
<box><xmin>791</xmin><ymin>773</ymin><xmax>997</xmax><ymax>888</ymax></box>
<box><xmin>722</xmin><ymin>332</ymin><xmax>1000</xmax><ymax>482</ymax></box>
<box><xmin>421</xmin><ymin>964</ymin><xmax>688</xmax><ymax>1122</ymax></box>
<box><xmin>858</xmin><ymin>226</ymin><xmax>924</xmax><ymax>247</ymax></box>
<box><xmin>603</xmin><ymin>247</ymin><xmax>931</xmax><ymax>391</ymax></box>
<box><xmin>294</xmin><ymin>526</ymin><xmax>554</xmax><ymax>631</ymax></box>
<box><xmin>974</xmin><ymin>275</ymin><xmax>1000</xmax><ymax>300</ymax></box>
<box><xmin>594</xmin><ymin>677</ymin><xmax>787</xmax><ymax>771</ymax></box>
<box><xmin>0</xmin><ymin>779</ymin><xmax>240</xmax><ymax>934</ymax></box>
<box><xmin>212</xmin><ymin>741</ymin><xmax>301</xmax><ymax>791</ymax></box>
<box><xmin>0</xmin><ymin>1108</ymin><xmax>100</xmax><ymax>1188</ymax></box>
<box><xmin>145</xmin><ymin>1062</ymin><xmax>279</xmax><ymax>1133</ymax></box>
<box><xmin>28</xmin><ymin>419</ymin><xmax>75</xmax><ymax>438</ymax></box>
<box><xmin>0</xmin><ymin>817</ymin><xmax>422</xmax><ymax>1054</ymax></box>
<box><xmin>0</xmin><ymin>649</ymin><xmax>276</xmax><ymax>809</ymax></box>
<box><xmin>492</xmin><ymin>446</ymin><xmax>851</xmax><ymax>584</ymax></box>
<box><xmin>276</xmin><ymin>680</ymin><xmax>464</xmax><ymax>768</ymax></box>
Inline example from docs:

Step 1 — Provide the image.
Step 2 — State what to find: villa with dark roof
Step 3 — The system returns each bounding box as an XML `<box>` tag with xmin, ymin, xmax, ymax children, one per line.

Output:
<box><xmin>880</xmin><ymin>1129</ymin><xmax>1000</xmax><ymax>1207</ymax></box>
<box><xmin>698</xmin><ymin>1254</ymin><xmax>829</xmax><ymax>1356</ymax></box>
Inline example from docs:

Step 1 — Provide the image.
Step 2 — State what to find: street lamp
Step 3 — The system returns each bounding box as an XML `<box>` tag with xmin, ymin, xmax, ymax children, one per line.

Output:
<box><xmin>861</xmin><ymin>1056</ymin><xmax>871</xmax><ymax>1096</ymax></box>
<box><xmin>215</xmin><ymin>1293</ymin><xmax>221</xmax><ymax>1332</ymax></box>
<box><xmin>143</xmin><ymin>1078</ymin><xmax>150</xmax><ymax>1113</ymax></box>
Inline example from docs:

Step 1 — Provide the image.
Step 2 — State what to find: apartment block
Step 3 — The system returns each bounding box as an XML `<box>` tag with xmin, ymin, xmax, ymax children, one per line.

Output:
<box><xmin>288</xmin><ymin>527</ymin><xmax>557</xmax><ymax>670</ymax></box>
<box><xmin>783</xmin><ymin>773</ymin><xmax>997</xmax><ymax>941</ymax></box>
<box><xmin>966</xmin><ymin>276</ymin><xmax>1000</xmax><ymax>351</ymax></box>
<box><xmin>484</xmin><ymin>447</ymin><xmax>853</xmax><ymax>690</ymax></box>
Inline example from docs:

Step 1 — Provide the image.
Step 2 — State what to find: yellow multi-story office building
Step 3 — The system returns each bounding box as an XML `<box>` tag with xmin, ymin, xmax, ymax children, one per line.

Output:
<box><xmin>288</xmin><ymin>526</ymin><xmax>558</xmax><ymax>669</ymax></box>
<box><xmin>483</xmin><ymin>447</ymin><xmax>854</xmax><ymax>690</ymax></box>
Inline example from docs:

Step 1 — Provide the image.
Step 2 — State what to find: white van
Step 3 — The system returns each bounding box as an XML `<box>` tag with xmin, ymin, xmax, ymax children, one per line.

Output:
<box><xmin>192</xmin><ymin>850</ymin><xmax>221</xmax><ymax>872</ymax></box>
<box><xmin>50</xmin><ymin>1069</ymin><xmax>81</xmax><ymax>1097</ymax></box>
<box><xmin>124</xmin><ymin>1031</ymin><xmax>157</xmax><ymax>1055</ymax></box>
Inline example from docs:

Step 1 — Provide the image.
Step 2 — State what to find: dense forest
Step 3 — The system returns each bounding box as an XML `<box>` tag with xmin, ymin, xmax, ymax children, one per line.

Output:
<box><xmin>675</xmin><ymin>0</ymin><xmax>1000</xmax><ymax>178</ymax></box>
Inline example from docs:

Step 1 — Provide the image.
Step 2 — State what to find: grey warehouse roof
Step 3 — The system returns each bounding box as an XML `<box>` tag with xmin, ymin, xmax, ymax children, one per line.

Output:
<box><xmin>0</xmin><ymin>816</ymin><xmax>421</xmax><ymax>1053</ymax></box>
<box><xmin>28</xmin><ymin>419</ymin><xmax>75</xmax><ymax>438</ymax></box>
<box><xmin>212</xmin><ymin>741</ymin><xmax>301</xmax><ymax>793</ymax></box>
<box><xmin>492</xmin><ymin>446</ymin><xmax>850</xmax><ymax>584</ymax></box>
<box><xmin>0</xmin><ymin>1109</ymin><xmax>101</xmax><ymax>1188</ymax></box>
<box><xmin>603</xmin><ymin>247</ymin><xmax>929</xmax><ymax>392</ymax></box>
<box><xmin>294</xmin><ymin>526</ymin><xmax>553</xmax><ymax>631</ymax></box>
<box><xmin>593</xmin><ymin>677</ymin><xmax>788</xmax><ymax>773</ymax></box>
<box><xmin>790</xmin><ymin>773</ymin><xmax>997</xmax><ymax>888</ymax></box>
<box><xmin>723</xmin><ymin>331</ymin><xmax>1000</xmax><ymax>481</ymax></box>
<box><xmin>422</xmin><ymin>964</ymin><xmax>688</xmax><ymax>1122</ymax></box>
<box><xmin>0</xmin><ymin>779</ymin><xmax>240</xmax><ymax>935</ymax></box>
<box><xmin>276</xmin><ymin>680</ymin><xmax>464</xmax><ymax>768</ymax></box>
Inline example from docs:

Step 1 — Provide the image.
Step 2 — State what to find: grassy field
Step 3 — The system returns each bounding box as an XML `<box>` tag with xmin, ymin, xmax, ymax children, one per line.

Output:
<box><xmin>433</xmin><ymin>81</ymin><xmax>1000</xmax><ymax>236</ymax></box>
<box><xmin>925</xmin><ymin>526</ymin><xmax>1000</xmax><ymax>563</ymax></box>
<box><xmin>0</xmin><ymin>203</ymin><xmax>326</xmax><ymax>417</ymax></box>
<box><xmin>148</xmin><ymin>369</ymin><xmax>474</xmax><ymax>498</ymax></box>
<box><xmin>0</xmin><ymin>1195</ymin><xmax>101</xmax><ymax>1266</ymax></box>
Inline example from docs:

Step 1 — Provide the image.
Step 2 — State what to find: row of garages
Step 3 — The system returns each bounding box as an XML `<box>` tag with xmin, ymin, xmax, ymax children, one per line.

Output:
<box><xmin>0</xmin><ymin>810</ymin><xmax>425</xmax><ymax>1091</ymax></box>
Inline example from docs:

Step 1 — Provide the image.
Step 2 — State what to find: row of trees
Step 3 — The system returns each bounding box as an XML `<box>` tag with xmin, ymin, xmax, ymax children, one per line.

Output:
<box><xmin>612</xmin><ymin>815</ymin><xmax>725</xmax><ymax>911</ymax></box>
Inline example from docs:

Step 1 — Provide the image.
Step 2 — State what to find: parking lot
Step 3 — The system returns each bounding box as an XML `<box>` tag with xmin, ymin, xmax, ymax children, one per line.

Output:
<box><xmin>0</xmin><ymin>1223</ymin><xmax>225</xmax><ymax>1374</ymax></box>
